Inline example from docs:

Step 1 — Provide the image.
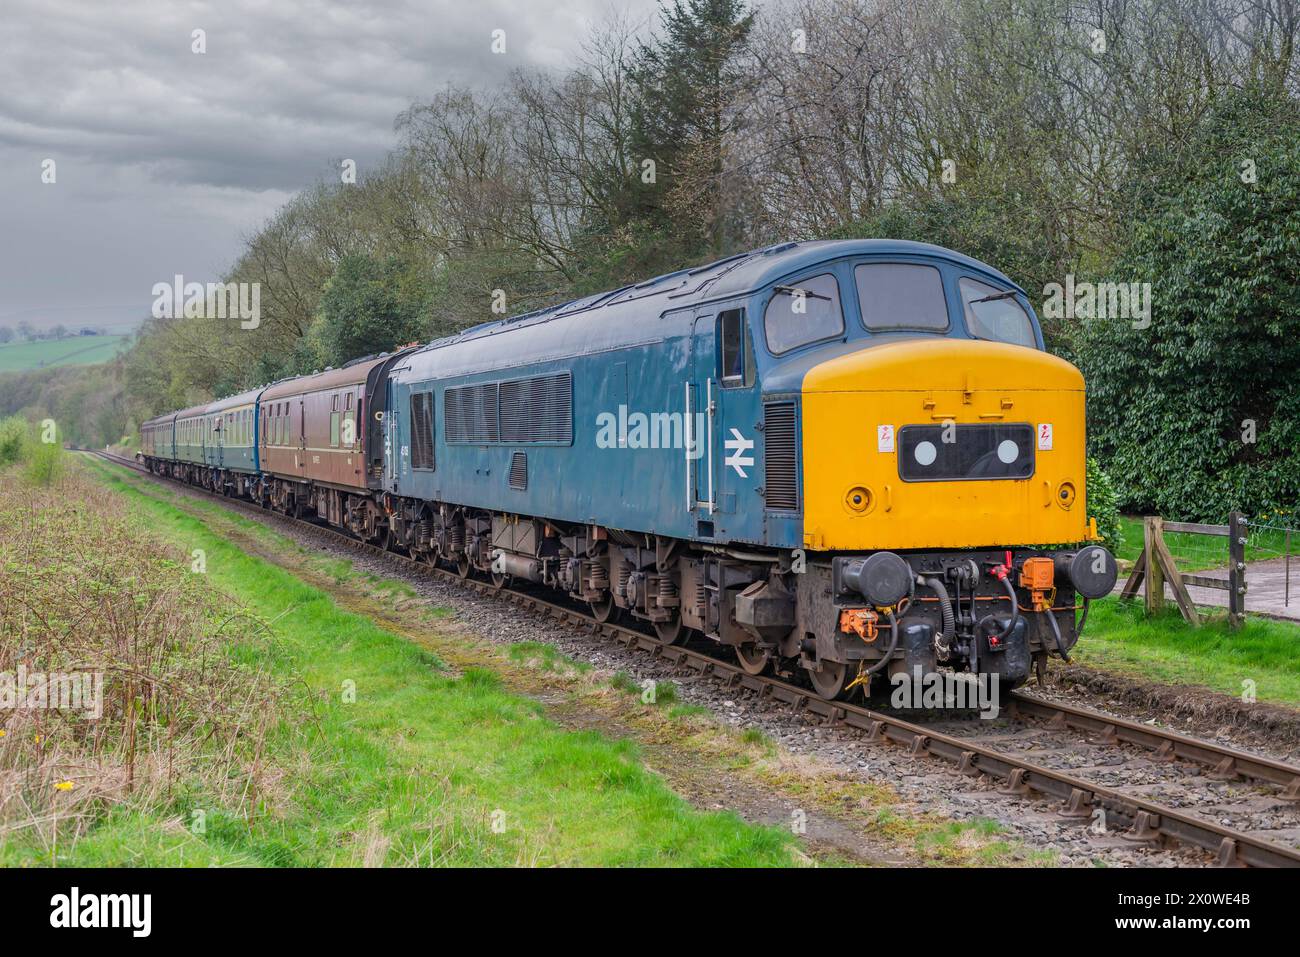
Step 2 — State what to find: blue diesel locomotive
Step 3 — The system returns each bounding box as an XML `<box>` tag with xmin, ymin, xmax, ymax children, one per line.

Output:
<box><xmin>141</xmin><ymin>239</ymin><xmax>1117</xmax><ymax>699</ymax></box>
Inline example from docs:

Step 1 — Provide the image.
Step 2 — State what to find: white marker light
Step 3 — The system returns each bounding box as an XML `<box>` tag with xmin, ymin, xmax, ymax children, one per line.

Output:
<box><xmin>914</xmin><ymin>440</ymin><xmax>937</xmax><ymax>466</ymax></box>
<box><xmin>997</xmin><ymin>439</ymin><xmax>1018</xmax><ymax>464</ymax></box>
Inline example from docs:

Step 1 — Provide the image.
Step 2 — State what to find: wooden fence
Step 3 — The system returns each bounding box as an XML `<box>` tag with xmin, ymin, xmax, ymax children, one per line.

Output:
<box><xmin>1118</xmin><ymin>512</ymin><xmax>1247</xmax><ymax>628</ymax></box>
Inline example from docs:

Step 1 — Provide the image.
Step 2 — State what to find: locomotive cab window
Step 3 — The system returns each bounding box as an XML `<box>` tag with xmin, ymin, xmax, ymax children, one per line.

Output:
<box><xmin>718</xmin><ymin>309</ymin><xmax>753</xmax><ymax>388</ymax></box>
<box><xmin>959</xmin><ymin>277</ymin><xmax>1036</xmax><ymax>348</ymax></box>
<box><xmin>763</xmin><ymin>273</ymin><xmax>843</xmax><ymax>355</ymax></box>
<box><xmin>855</xmin><ymin>263</ymin><xmax>949</xmax><ymax>332</ymax></box>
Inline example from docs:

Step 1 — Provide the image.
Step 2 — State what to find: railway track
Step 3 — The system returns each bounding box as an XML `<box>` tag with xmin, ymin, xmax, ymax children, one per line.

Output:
<box><xmin>88</xmin><ymin>449</ymin><xmax>1300</xmax><ymax>867</ymax></box>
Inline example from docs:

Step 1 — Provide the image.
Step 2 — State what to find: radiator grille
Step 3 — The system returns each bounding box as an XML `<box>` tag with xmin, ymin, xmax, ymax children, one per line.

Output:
<box><xmin>508</xmin><ymin>451</ymin><xmax>528</xmax><ymax>490</ymax></box>
<box><xmin>444</xmin><ymin>382</ymin><xmax>499</xmax><ymax>444</ymax></box>
<box><xmin>409</xmin><ymin>391</ymin><xmax>435</xmax><ymax>469</ymax></box>
<box><xmin>499</xmin><ymin>373</ymin><xmax>572</xmax><ymax>444</ymax></box>
<box><xmin>763</xmin><ymin>401</ymin><xmax>799</xmax><ymax>511</ymax></box>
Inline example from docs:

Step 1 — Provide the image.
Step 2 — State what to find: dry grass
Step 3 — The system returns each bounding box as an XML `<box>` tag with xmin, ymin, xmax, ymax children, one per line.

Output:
<box><xmin>0</xmin><ymin>466</ymin><xmax>297</xmax><ymax>856</ymax></box>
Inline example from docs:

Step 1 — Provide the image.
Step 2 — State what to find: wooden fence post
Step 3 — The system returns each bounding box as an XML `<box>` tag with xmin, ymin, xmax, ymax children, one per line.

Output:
<box><xmin>1144</xmin><ymin>516</ymin><xmax>1164</xmax><ymax>614</ymax></box>
<box><xmin>1228</xmin><ymin>511</ymin><xmax>1246</xmax><ymax>629</ymax></box>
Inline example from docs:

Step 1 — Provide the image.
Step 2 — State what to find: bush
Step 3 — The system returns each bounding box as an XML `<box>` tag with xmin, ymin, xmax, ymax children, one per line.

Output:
<box><xmin>0</xmin><ymin>416</ymin><xmax>24</xmax><ymax>466</ymax></box>
<box><xmin>1075</xmin><ymin>87</ymin><xmax>1300</xmax><ymax>521</ymax></box>
<box><xmin>23</xmin><ymin>432</ymin><xmax>64</xmax><ymax>487</ymax></box>
<box><xmin>1086</xmin><ymin>457</ymin><xmax>1123</xmax><ymax>551</ymax></box>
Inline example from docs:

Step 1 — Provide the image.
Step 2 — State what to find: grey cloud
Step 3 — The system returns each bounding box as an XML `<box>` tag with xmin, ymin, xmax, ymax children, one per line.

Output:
<box><xmin>0</xmin><ymin>0</ymin><xmax>660</xmax><ymax>330</ymax></box>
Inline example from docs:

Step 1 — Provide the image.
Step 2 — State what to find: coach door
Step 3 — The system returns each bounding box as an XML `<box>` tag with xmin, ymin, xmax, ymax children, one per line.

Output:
<box><xmin>296</xmin><ymin>398</ymin><xmax>307</xmax><ymax>475</ymax></box>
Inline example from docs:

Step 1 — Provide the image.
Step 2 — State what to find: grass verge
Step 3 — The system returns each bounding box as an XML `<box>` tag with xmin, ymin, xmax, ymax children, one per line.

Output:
<box><xmin>30</xmin><ymin>458</ymin><xmax>801</xmax><ymax>866</ymax></box>
<box><xmin>1070</xmin><ymin>597</ymin><xmax>1300</xmax><ymax>706</ymax></box>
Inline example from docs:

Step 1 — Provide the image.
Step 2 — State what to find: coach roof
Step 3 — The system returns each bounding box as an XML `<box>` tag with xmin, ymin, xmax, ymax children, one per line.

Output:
<box><xmin>259</xmin><ymin>353</ymin><xmax>397</xmax><ymax>402</ymax></box>
<box><xmin>207</xmin><ymin>386</ymin><xmax>264</xmax><ymax>415</ymax></box>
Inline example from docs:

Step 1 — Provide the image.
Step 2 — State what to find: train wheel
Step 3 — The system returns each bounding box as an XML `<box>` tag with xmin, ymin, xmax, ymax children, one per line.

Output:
<box><xmin>807</xmin><ymin>660</ymin><xmax>854</xmax><ymax>700</ymax></box>
<box><xmin>735</xmin><ymin>643</ymin><xmax>771</xmax><ymax>676</ymax></box>
<box><xmin>654</xmin><ymin>614</ymin><xmax>686</xmax><ymax>645</ymax></box>
<box><xmin>490</xmin><ymin>572</ymin><xmax>509</xmax><ymax>592</ymax></box>
<box><xmin>456</xmin><ymin>555</ymin><xmax>471</xmax><ymax>579</ymax></box>
<box><xmin>589</xmin><ymin>595</ymin><xmax>617</xmax><ymax>623</ymax></box>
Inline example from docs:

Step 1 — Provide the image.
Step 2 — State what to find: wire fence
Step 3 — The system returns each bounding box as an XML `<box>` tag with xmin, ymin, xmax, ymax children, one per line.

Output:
<box><xmin>1243</xmin><ymin>518</ymin><xmax>1297</xmax><ymax>609</ymax></box>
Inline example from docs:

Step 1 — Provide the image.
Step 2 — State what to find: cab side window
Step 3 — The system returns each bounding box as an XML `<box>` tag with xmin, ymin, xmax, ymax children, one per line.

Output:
<box><xmin>718</xmin><ymin>308</ymin><xmax>754</xmax><ymax>388</ymax></box>
<box><xmin>763</xmin><ymin>273</ymin><xmax>844</xmax><ymax>355</ymax></box>
<box><xmin>959</xmin><ymin>277</ymin><xmax>1036</xmax><ymax>348</ymax></box>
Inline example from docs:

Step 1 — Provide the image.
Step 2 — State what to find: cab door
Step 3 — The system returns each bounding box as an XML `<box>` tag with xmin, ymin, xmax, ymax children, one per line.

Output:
<box><xmin>687</xmin><ymin>311</ymin><xmax>719</xmax><ymax>527</ymax></box>
<box><xmin>689</xmin><ymin>307</ymin><xmax>757</xmax><ymax>535</ymax></box>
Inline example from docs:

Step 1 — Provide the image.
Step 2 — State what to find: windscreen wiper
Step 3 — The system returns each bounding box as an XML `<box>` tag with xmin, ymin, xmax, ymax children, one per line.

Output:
<box><xmin>969</xmin><ymin>290</ymin><xmax>1019</xmax><ymax>304</ymax></box>
<box><xmin>773</xmin><ymin>284</ymin><xmax>832</xmax><ymax>301</ymax></box>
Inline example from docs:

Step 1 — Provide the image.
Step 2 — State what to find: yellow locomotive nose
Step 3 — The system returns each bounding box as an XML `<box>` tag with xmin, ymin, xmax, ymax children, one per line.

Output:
<box><xmin>800</xmin><ymin>339</ymin><xmax>1089</xmax><ymax>551</ymax></box>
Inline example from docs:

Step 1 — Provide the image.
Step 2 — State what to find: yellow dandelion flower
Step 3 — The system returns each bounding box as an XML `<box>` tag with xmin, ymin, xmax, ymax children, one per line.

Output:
<box><xmin>55</xmin><ymin>781</ymin><xmax>74</xmax><ymax>791</ymax></box>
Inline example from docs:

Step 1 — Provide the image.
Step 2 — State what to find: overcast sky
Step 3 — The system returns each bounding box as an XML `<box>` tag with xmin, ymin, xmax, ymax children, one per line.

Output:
<box><xmin>0</xmin><ymin>0</ymin><xmax>662</xmax><ymax>332</ymax></box>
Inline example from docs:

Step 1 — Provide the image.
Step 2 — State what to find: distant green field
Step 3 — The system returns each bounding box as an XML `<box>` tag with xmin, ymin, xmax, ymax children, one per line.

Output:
<box><xmin>0</xmin><ymin>334</ymin><xmax>129</xmax><ymax>372</ymax></box>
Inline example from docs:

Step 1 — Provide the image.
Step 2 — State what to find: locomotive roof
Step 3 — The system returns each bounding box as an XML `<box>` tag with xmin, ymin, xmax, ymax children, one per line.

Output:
<box><xmin>413</xmin><ymin>239</ymin><xmax>1023</xmax><ymax>357</ymax></box>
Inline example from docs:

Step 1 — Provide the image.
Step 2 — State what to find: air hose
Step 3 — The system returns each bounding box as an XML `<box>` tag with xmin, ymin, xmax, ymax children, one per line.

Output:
<box><xmin>844</xmin><ymin>609</ymin><xmax>900</xmax><ymax>695</ymax></box>
<box><xmin>1046</xmin><ymin>607</ymin><xmax>1071</xmax><ymax>662</ymax></box>
<box><xmin>982</xmin><ymin>571</ymin><xmax>1022</xmax><ymax>644</ymax></box>
<box><xmin>861</xmin><ymin>609</ymin><xmax>900</xmax><ymax>677</ymax></box>
<box><xmin>920</xmin><ymin>576</ymin><xmax>955</xmax><ymax>655</ymax></box>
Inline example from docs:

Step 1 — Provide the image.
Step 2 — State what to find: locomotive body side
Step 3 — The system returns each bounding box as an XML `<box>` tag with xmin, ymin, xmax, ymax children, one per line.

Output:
<box><xmin>377</xmin><ymin>239</ymin><xmax>1115</xmax><ymax>694</ymax></box>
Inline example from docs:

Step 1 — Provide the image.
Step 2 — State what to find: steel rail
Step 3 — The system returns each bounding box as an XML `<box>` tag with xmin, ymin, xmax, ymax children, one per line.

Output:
<box><xmin>86</xmin><ymin>450</ymin><xmax>1300</xmax><ymax>867</ymax></box>
<box><xmin>1007</xmin><ymin>691</ymin><xmax>1300</xmax><ymax>796</ymax></box>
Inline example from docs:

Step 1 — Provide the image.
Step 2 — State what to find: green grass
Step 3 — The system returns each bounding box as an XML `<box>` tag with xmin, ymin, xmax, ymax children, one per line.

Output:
<box><xmin>508</xmin><ymin>641</ymin><xmax>592</xmax><ymax>675</ymax></box>
<box><xmin>36</xmin><ymin>459</ymin><xmax>801</xmax><ymax>867</ymax></box>
<box><xmin>0</xmin><ymin>334</ymin><xmax>128</xmax><ymax>372</ymax></box>
<box><xmin>1073</xmin><ymin>596</ymin><xmax>1300</xmax><ymax>705</ymax></box>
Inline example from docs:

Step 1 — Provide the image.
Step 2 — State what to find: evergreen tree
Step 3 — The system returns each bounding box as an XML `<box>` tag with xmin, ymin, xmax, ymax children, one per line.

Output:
<box><xmin>628</xmin><ymin>0</ymin><xmax>753</xmax><ymax>260</ymax></box>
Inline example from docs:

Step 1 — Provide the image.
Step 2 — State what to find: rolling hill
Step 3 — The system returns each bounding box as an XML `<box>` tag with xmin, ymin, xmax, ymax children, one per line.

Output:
<box><xmin>0</xmin><ymin>335</ymin><xmax>129</xmax><ymax>372</ymax></box>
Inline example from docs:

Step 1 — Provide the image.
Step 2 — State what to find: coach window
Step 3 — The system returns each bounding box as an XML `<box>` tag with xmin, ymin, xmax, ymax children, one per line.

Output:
<box><xmin>718</xmin><ymin>309</ymin><xmax>754</xmax><ymax>388</ymax></box>
<box><xmin>958</xmin><ymin>277</ymin><xmax>1036</xmax><ymax>348</ymax></box>
<box><xmin>763</xmin><ymin>273</ymin><xmax>844</xmax><ymax>355</ymax></box>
